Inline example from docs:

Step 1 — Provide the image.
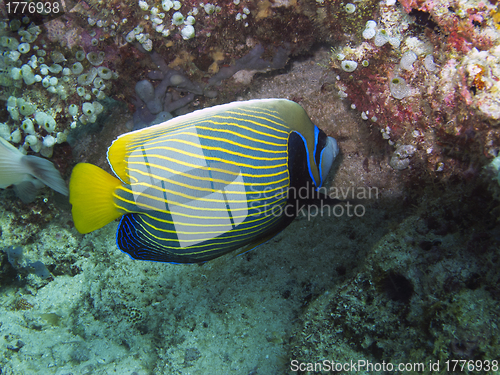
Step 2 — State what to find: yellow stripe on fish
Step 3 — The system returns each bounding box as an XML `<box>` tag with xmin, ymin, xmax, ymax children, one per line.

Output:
<box><xmin>69</xmin><ymin>99</ymin><xmax>339</xmax><ymax>263</ymax></box>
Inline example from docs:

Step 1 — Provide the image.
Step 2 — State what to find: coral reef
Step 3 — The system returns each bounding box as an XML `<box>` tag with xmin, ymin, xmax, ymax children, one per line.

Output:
<box><xmin>291</xmin><ymin>180</ymin><xmax>500</xmax><ymax>373</ymax></box>
<box><xmin>0</xmin><ymin>20</ymin><xmax>119</xmax><ymax>163</ymax></box>
<box><xmin>327</xmin><ymin>0</ymin><xmax>500</xmax><ymax>179</ymax></box>
<box><xmin>1</xmin><ymin>0</ymin><xmax>499</xmax><ymax>185</ymax></box>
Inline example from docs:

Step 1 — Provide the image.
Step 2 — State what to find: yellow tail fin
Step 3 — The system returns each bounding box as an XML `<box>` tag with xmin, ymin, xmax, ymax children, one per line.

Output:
<box><xmin>69</xmin><ymin>163</ymin><xmax>123</xmax><ymax>234</ymax></box>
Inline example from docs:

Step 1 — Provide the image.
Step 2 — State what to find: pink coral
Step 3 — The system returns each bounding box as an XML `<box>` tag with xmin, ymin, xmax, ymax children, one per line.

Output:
<box><xmin>399</xmin><ymin>0</ymin><xmax>436</xmax><ymax>13</ymax></box>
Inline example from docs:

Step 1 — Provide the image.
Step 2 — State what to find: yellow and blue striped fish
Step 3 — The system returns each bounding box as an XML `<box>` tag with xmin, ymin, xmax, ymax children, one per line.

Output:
<box><xmin>69</xmin><ymin>99</ymin><xmax>339</xmax><ymax>263</ymax></box>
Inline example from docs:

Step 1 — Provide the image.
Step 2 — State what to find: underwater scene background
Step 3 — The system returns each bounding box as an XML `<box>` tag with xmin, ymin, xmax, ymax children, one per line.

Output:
<box><xmin>1</xmin><ymin>0</ymin><xmax>500</xmax><ymax>373</ymax></box>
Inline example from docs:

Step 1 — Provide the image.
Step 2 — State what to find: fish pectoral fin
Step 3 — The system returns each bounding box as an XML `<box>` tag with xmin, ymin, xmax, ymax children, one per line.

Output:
<box><xmin>69</xmin><ymin>163</ymin><xmax>123</xmax><ymax>234</ymax></box>
<box><xmin>22</xmin><ymin>155</ymin><xmax>68</xmax><ymax>196</ymax></box>
<box><xmin>234</xmin><ymin>232</ymin><xmax>280</xmax><ymax>257</ymax></box>
<box><xmin>13</xmin><ymin>179</ymin><xmax>44</xmax><ymax>203</ymax></box>
<box><xmin>233</xmin><ymin>218</ymin><xmax>292</xmax><ymax>258</ymax></box>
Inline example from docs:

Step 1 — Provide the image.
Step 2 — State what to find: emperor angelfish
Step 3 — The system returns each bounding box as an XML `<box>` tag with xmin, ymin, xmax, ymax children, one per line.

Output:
<box><xmin>69</xmin><ymin>99</ymin><xmax>339</xmax><ymax>263</ymax></box>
